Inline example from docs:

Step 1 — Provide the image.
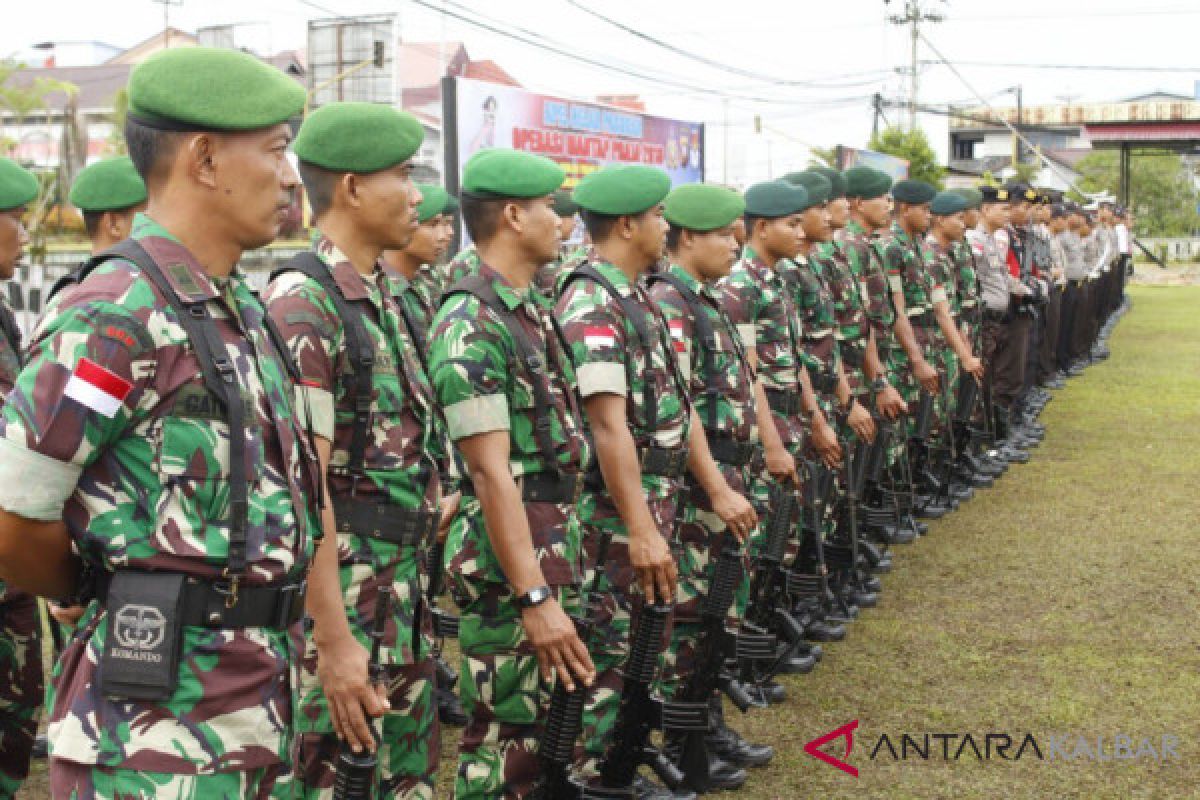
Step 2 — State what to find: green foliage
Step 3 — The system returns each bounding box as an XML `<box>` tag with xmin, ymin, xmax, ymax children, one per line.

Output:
<box><xmin>867</xmin><ymin>125</ymin><xmax>946</xmax><ymax>188</ymax></box>
<box><xmin>807</xmin><ymin>145</ymin><xmax>837</xmax><ymax>168</ymax></box>
<box><xmin>1072</xmin><ymin>149</ymin><xmax>1199</xmax><ymax>237</ymax></box>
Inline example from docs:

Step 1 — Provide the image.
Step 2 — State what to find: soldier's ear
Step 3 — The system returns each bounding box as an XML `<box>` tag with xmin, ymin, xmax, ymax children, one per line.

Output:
<box><xmin>184</xmin><ymin>132</ymin><xmax>219</xmax><ymax>190</ymax></box>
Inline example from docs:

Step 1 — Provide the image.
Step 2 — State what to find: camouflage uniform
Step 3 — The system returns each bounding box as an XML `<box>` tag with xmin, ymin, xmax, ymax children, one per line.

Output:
<box><xmin>441</xmin><ymin>246</ymin><xmax>480</xmax><ymax>289</ymax></box>
<box><xmin>0</xmin><ymin>215</ymin><xmax>320</xmax><ymax>796</ymax></box>
<box><xmin>533</xmin><ymin>244</ymin><xmax>590</xmax><ymax>300</ymax></box>
<box><xmin>263</xmin><ymin>234</ymin><xmax>441</xmax><ymax>799</ymax></box>
<box><xmin>926</xmin><ymin>236</ymin><xmax>963</xmax><ymax>418</ymax></box>
<box><xmin>0</xmin><ymin>290</ymin><xmax>42</xmax><ymax>800</ymax></box>
<box><xmin>647</xmin><ymin>263</ymin><xmax>757</xmax><ymax>698</ymax></box>
<box><xmin>428</xmin><ymin>262</ymin><xmax>589</xmax><ymax>800</ymax></box>
<box><xmin>815</xmin><ymin>240</ymin><xmax>870</xmax><ymax>400</ymax></box>
<box><xmin>556</xmin><ymin>257</ymin><xmax>691</xmax><ymax>778</ymax></box>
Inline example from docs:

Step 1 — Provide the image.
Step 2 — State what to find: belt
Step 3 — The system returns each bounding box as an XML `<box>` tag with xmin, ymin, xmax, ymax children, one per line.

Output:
<box><xmin>811</xmin><ymin>370</ymin><xmax>839</xmax><ymax>395</ymax></box>
<box><xmin>638</xmin><ymin>444</ymin><xmax>689</xmax><ymax>478</ymax></box>
<box><xmin>707</xmin><ymin>435</ymin><xmax>762</xmax><ymax>469</ymax></box>
<box><xmin>909</xmin><ymin>310</ymin><xmax>938</xmax><ymax>329</ymax></box>
<box><xmin>462</xmin><ymin>470</ymin><xmax>584</xmax><ymax>505</ymax></box>
<box><xmin>983</xmin><ymin>309</ymin><xmax>1010</xmax><ymax>323</ymax></box>
<box><xmin>333</xmin><ymin>497</ymin><xmax>438</xmax><ymax>546</ymax></box>
<box><xmin>840</xmin><ymin>344</ymin><xmax>865</xmax><ymax>369</ymax></box>
<box><xmin>764</xmin><ymin>387</ymin><xmax>803</xmax><ymax>416</ymax></box>
<box><xmin>96</xmin><ymin>571</ymin><xmax>307</xmax><ymax>629</ymax></box>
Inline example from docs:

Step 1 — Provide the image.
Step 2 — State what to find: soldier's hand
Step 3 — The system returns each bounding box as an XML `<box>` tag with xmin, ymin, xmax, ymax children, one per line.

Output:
<box><xmin>712</xmin><ymin>486</ymin><xmax>757</xmax><ymax>542</ymax></box>
<box><xmin>437</xmin><ymin>492</ymin><xmax>461</xmax><ymax>544</ymax></box>
<box><xmin>811</xmin><ymin>417</ymin><xmax>842</xmax><ymax>470</ymax></box>
<box><xmin>765</xmin><ymin>446</ymin><xmax>798</xmax><ymax>486</ymax></box>
<box><xmin>47</xmin><ymin>602</ymin><xmax>85</xmax><ymax>627</ymax></box>
<box><xmin>962</xmin><ymin>356</ymin><xmax>985</xmax><ymax>381</ymax></box>
<box><xmin>316</xmin><ymin>634</ymin><xmax>390</xmax><ymax>754</ymax></box>
<box><xmin>521</xmin><ymin>598</ymin><xmax>595</xmax><ymax>691</ymax></box>
<box><xmin>629</xmin><ymin>525</ymin><xmax>678</xmax><ymax>605</ymax></box>
<box><xmin>915</xmin><ymin>360</ymin><xmax>940</xmax><ymax>394</ymax></box>
<box><xmin>847</xmin><ymin>400</ymin><xmax>876</xmax><ymax>442</ymax></box>
<box><xmin>875</xmin><ymin>385</ymin><xmax>907</xmax><ymax>420</ymax></box>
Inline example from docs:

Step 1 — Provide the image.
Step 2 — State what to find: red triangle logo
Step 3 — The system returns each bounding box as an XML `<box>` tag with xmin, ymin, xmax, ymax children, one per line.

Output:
<box><xmin>804</xmin><ymin>719</ymin><xmax>859</xmax><ymax>777</ymax></box>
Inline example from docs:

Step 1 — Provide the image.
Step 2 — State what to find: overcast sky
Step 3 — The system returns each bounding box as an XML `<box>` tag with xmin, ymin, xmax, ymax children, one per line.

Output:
<box><xmin>4</xmin><ymin>0</ymin><xmax>1197</xmax><ymax>184</ymax></box>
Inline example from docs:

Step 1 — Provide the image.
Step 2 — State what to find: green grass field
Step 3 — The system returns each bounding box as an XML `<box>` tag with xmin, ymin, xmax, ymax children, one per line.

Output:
<box><xmin>19</xmin><ymin>285</ymin><xmax>1200</xmax><ymax>799</ymax></box>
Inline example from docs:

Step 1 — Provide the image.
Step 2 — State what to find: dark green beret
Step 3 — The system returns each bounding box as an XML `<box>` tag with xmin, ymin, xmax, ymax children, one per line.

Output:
<box><xmin>415</xmin><ymin>184</ymin><xmax>452</xmax><ymax>223</ymax></box>
<box><xmin>552</xmin><ymin>189</ymin><xmax>579</xmax><ymax>218</ymax></box>
<box><xmin>950</xmin><ymin>187</ymin><xmax>983</xmax><ymax>210</ymax></box>
<box><xmin>664</xmin><ymin>184</ymin><xmax>745</xmax><ymax>231</ymax></box>
<box><xmin>930</xmin><ymin>191</ymin><xmax>967</xmax><ymax>215</ymax></box>
<box><xmin>809</xmin><ymin>166</ymin><xmax>846</xmax><ymax>198</ymax></box>
<box><xmin>461</xmin><ymin>148</ymin><xmax>565</xmax><ymax>199</ymax></box>
<box><xmin>979</xmin><ymin>185</ymin><xmax>1011</xmax><ymax>203</ymax></box>
<box><xmin>744</xmin><ymin>180</ymin><xmax>810</xmax><ymax>218</ymax></box>
<box><xmin>294</xmin><ymin>102</ymin><xmax>424</xmax><ymax>174</ymax></box>
<box><xmin>0</xmin><ymin>158</ymin><xmax>39</xmax><ymax>211</ymax></box>
<box><xmin>844</xmin><ymin>166</ymin><xmax>892</xmax><ymax>199</ymax></box>
<box><xmin>891</xmin><ymin>179</ymin><xmax>937</xmax><ymax>205</ymax></box>
<box><xmin>573</xmin><ymin>165</ymin><xmax>671</xmax><ymax>216</ymax></box>
<box><xmin>68</xmin><ymin>157</ymin><xmax>146</xmax><ymax>212</ymax></box>
<box><xmin>127</xmin><ymin>47</ymin><xmax>305</xmax><ymax>132</ymax></box>
<box><xmin>783</xmin><ymin>171</ymin><xmax>832</xmax><ymax>207</ymax></box>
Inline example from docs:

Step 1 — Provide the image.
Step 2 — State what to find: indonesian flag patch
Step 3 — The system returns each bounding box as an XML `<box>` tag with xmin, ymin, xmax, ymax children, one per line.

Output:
<box><xmin>584</xmin><ymin>324</ymin><xmax>618</xmax><ymax>349</ymax></box>
<box><xmin>668</xmin><ymin>318</ymin><xmax>687</xmax><ymax>352</ymax></box>
<box><xmin>63</xmin><ymin>358</ymin><xmax>133</xmax><ymax>418</ymax></box>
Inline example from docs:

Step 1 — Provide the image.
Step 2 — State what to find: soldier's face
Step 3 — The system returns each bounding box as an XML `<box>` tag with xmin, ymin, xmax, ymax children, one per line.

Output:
<box><xmin>1010</xmin><ymin>201</ymin><xmax>1031</xmax><ymax>225</ymax></box>
<box><xmin>731</xmin><ymin>217</ymin><xmax>746</xmax><ymax>247</ymax></box>
<box><xmin>857</xmin><ymin>195</ymin><xmax>891</xmax><ymax>229</ymax></box>
<box><xmin>0</xmin><ymin>208</ymin><xmax>29</xmax><ymax>279</ymax></box>
<box><xmin>761</xmin><ymin>214</ymin><xmax>804</xmax><ymax>261</ymax></box>
<box><xmin>355</xmin><ymin>161</ymin><xmax>421</xmax><ymax>250</ymax></box>
<box><xmin>404</xmin><ymin>219</ymin><xmax>442</xmax><ymax>266</ymax></box>
<box><xmin>801</xmin><ymin>204</ymin><xmax>832</xmax><ymax>243</ymax></box>
<box><xmin>981</xmin><ymin>202</ymin><xmax>1010</xmax><ymax>229</ymax></box>
<box><xmin>631</xmin><ymin>205</ymin><xmax>669</xmax><ymax>265</ymax></box>
<box><xmin>901</xmin><ymin>202</ymin><xmax>931</xmax><ymax>233</ymax></box>
<box><xmin>690</xmin><ymin>225</ymin><xmax>740</xmax><ymax>281</ymax></box>
<box><xmin>558</xmin><ymin>213</ymin><xmax>577</xmax><ymax>243</ymax></box>
<box><xmin>963</xmin><ymin>208</ymin><xmax>980</xmax><ymax>228</ymax></box>
<box><xmin>433</xmin><ymin>213</ymin><xmax>455</xmax><ymax>261</ymax></box>
<box><xmin>827</xmin><ymin>196</ymin><xmax>850</xmax><ymax>229</ymax></box>
<box><xmin>519</xmin><ymin>195</ymin><xmax>562</xmax><ymax>264</ymax></box>
<box><xmin>939</xmin><ymin>211</ymin><xmax>966</xmax><ymax>241</ymax></box>
<box><xmin>212</xmin><ymin>124</ymin><xmax>298</xmax><ymax>249</ymax></box>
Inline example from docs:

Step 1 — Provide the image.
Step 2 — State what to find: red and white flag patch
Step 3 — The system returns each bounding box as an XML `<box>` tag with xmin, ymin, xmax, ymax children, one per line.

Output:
<box><xmin>63</xmin><ymin>358</ymin><xmax>133</xmax><ymax>418</ymax></box>
<box><xmin>584</xmin><ymin>324</ymin><xmax>618</xmax><ymax>349</ymax></box>
<box><xmin>668</xmin><ymin>318</ymin><xmax>687</xmax><ymax>352</ymax></box>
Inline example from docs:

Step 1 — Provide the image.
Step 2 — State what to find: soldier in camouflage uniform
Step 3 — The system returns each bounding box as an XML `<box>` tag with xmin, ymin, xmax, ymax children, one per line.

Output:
<box><xmin>0</xmin><ymin>48</ymin><xmax>322</xmax><ymax>798</ymax></box>
<box><xmin>646</xmin><ymin>183</ymin><xmax>775</xmax><ymax>778</ymax></box>
<box><xmin>533</xmin><ymin>189</ymin><xmax>582</xmax><ymax>299</ymax></box>
<box><xmin>557</xmin><ymin>166</ymin><xmax>755</xmax><ymax>796</ymax></box>
<box><xmin>0</xmin><ymin>157</ymin><xmax>41</xmax><ymax>800</ymax></box>
<box><xmin>720</xmin><ymin>181</ymin><xmax>845</xmax><ymax>644</ymax></box>
<box><xmin>263</xmin><ymin>103</ymin><xmax>445</xmax><ymax>799</ymax></box>
<box><xmin>383</xmin><ymin>183</ymin><xmax>457</xmax><ymax>346</ymax></box>
<box><xmin>427</xmin><ymin>149</ymin><xmax>594</xmax><ymax>800</ymax></box>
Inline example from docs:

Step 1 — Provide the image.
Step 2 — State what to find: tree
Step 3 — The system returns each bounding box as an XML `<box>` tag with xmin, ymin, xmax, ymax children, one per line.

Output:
<box><xmin>1072</xmin><ymin>150</ymin><xmax>1199</xmax><ymax>237</ymax></box>
<box><xmin>807</xmin><ymin>145</ymin><xmax>838</xmax><ymax>169</ymax></box>
<box><xmin>0</xmin><ymin>61</ymin><xmax>76</xmax><ymax>154</ymax></box>
<box><xmin>868</xmin><ymin>125</ymin><xmax>946</xmax><ymax>188</ymax></box>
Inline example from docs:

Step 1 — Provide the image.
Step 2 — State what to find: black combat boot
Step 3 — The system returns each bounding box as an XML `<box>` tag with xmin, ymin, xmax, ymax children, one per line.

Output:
<box><xmin>706</xmin><ymin>697</ymin><xmax>775</xmax><ymax>768</ymax></box>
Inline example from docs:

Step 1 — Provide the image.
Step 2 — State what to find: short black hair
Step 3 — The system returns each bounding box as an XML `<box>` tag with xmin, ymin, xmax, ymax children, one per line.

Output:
<box><xmin>665</xmin><ymin>223</ymin><xmax>686</xmax><ymax>253</ymax></box>
<box><xmin>123</xmin><ymin>117</ymin><xmax>182</xmax><ymax>185</ymax></box>
<box><xmin>297</xmin><ymin>162</ymin><xmax>340</xmax><ymax>220</ymax></box>
<box><xmin>82</xmin><ymin>210</ymin><xmax>103</xmax><ymax>239</ymax></box>
<box><xmin>743</xmin><ymin>213</ymin><xmax>767</xmax><ymax>239</ymax></box>
<box><xmin>580</xmin><ymin>210</ymin><xmax>621</xmax><ymax>244</ymax></box>
<box><xmin>460</xmin><ymin>193</ymin><xmax>532</xmax><ymax>245</ymax></box>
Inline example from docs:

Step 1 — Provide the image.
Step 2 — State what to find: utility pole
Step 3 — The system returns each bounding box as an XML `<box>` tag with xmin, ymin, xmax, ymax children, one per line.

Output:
<box><xmin>887</xmin><ymin>0</ymin><xmax>943</xmax><ymax>131</ymax></box>
<box><xmin>151</xmin><ymin>0</ymin><xmax>184</xmax><ymax>50</ymax></box>
<box><xmin>722</xmin><ymin>96</ymin><xmax>730</xmax><ymax>184</ymax></box>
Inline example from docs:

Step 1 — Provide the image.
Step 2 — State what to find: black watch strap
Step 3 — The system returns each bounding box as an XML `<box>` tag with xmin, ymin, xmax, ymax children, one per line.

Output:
<box><xmin>516</xmin><ymin>585</ymin><xmax>552</xmax><ymax>610</ymax></box>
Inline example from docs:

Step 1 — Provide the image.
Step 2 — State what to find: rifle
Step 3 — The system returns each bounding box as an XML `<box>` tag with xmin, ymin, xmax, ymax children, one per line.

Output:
<box><xmin>333</xmin><ymin>586</ymin><xmax>392</xmax><ymax>800</ymax></box>
<box><xmin>787</xmin><ymin>460</ymin><xmax>838</xmax><ymax>628</ymax></box>
<box><xmin>425</xmin><ymin>539</ymin><xmax>460</xmax><ymax>697</ymax></box>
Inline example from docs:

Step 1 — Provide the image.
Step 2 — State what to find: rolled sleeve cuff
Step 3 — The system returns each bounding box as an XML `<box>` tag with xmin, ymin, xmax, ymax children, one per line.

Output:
<box><xmin>444</xmin><ymin>394</ymin><xmax>511</xmax><ymax>440</ymax></box>
<box><xmin>736</xmin><ymin>324</ymin><xmax>756</xmax><ymax>350</ymax></box>
<box><xmin>887</xmin><ymin>275</ymin><xmax>904</xmax><ymax>293</ymax></box>
<box><xmin>931</xmin><ymin>287</ymin><xmax>948</xmax><ymax>305</ymax></box>
<box><xmin>0</xmin><ymin>437</ymin><xmax>81</xmax><ymax>521</ymax></box>
<box><xmin>576</xmin><ymin>362</ymin><xmax>628</xmax><ymax>397</ymax></box>
<box><xmin>295</xmin><ymin>385</ymin><xmax>335</xmax><ymax>441</ymax></box>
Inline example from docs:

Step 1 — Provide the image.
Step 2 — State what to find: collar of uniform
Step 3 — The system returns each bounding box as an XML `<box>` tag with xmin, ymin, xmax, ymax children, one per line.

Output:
<box><xmin>665</xmin><ymin>261</ymin><xmax>705</xmax><ymax>295</ymax></box>
<box><xmin>476</xmin><ymin>261</ymin><xmax>529</xmax><ymax>311</ymax></box>
<box><xmin>844</xmin><ymin>219</ymin><xmax>868</xmax><ymax>237</ymax></box>
<box><xmin>889</xmin><ymin>220</ymin><xmax>911</xmax><ymax>243</ymax></box>
<box><xmin>312</xmin><ymin>232</ymin><xmax>374</xmax><ymax>301</ymax></box>
<box><xmin>131</xmin><ymin>212</ymin><xmax>222</xmax><ymax>302</ymax></box>
<box><xmin>590</xmin><ymin>258</ymin><xmax>636</xmax><ymax>295</ymax></box>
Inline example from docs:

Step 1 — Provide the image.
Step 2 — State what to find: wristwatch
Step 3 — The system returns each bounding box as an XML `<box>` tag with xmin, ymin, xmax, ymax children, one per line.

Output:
<box><xmin>516</xmin><ymin>585</ymin><xmax>552</xmax><ymax>610</ymax></box>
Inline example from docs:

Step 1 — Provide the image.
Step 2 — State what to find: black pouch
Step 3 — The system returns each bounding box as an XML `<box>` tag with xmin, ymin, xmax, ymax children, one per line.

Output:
<box><xmin>99</xmin><ymin>572</ymin><xmax>187</xmax><ymax>701</ymax></box>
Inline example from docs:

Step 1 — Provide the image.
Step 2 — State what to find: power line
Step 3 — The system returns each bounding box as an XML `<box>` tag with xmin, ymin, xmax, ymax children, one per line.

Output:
<box><xmin>921</xmin><ymin>59</ymin><xmax>1200</xmax><ymax>73</ymax></box>
<box><xmin>887</xmin><ymin>0</ymin><xmax>944</xmax><ymax>131</ymax></box>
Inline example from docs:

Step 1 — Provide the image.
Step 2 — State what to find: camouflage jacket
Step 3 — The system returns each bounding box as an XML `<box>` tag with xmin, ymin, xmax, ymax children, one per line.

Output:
<box><xmin>442</xmin><ymin>245</ymin><xmax>480</xmax><ymax>289</ymax></box>
<box><xmin>951</xmin><ymin>240</ymin><xmax>980</xmax><ymax>314</ymax></box>
<box><xmin>815</xmin><ymin>239</ymin><xmax>869</xmax><ymax>392</ymax></box>
<box><xmin>880</xmin><ymin>222</ymin><xmax>943</xmax><ymax>352</ymax></box>
<box><xmin>924</xmin><ymin>235</ymin><xmax>960</xmax><ymax>315</ymax></box>
<box><xmin>428</xmin><ymin>262</ymin><xmax>589</xmax><ymax>587</ymax></box>
<box><xmin>719</xmin><ymin>246</ymin><xmax>806</xmax><ymax>448</ymax></box>
<box><xmin>836</xmin><ymin>220</ymin><xmax>896</xmax><ymax>348</ymax></box>
<box><xmin>647</xmin><ymin>262</ymin><xmax>757</xmax><ymax>444</ymax></box>
<box><xmin>263</xmin><ymin>234</ymin><xmax>438</xmax><ymax>666</ymax></box>
<box><xmin>557</xmin><ymin>256</ymin><xmax>691</xmax><ymax>500</ymax></box>
<box><xmin>0</xmin><ymin>288</ymin><xmax>22</xmax><ymax>395</ymax></box>
<box><xmin>0</xmin><ymin>213</ymin><xmax>319</xmax><ymax>772</ymax></box>
<box><xmin>779</xmin><ymin>253</ymin><xmax>841</xmax><ymax>401</ymax></box>
<box><xmin>535</xmin><ymin>243</ymin><xmax>591</xmax><ymax>300</ymax></box>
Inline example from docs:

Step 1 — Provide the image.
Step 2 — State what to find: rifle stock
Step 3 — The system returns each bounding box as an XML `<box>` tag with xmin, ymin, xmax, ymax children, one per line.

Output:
<box><xmin>333</xmin><ymin>586</ymin><xmax>392</xmax><ymax>800</ymax></box>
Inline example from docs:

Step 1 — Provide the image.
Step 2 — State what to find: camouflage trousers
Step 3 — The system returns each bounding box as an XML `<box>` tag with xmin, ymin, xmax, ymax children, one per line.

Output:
<box><xmin>660</xmin><ymin>470</ymin><xmax>752</xmax><ymax>701</ymax></box>
<box><xmin>577</xmin><ymin>491</ymin><xmax>678</xmax><ymax>779</ymax></box>
<box><xmin>0</xmin><ymin>590</ymin><xmax>43</xmax><ymax>800</ymax></box>
<box><xmin>49</xmin><ymin>759</ymin><xmax>290</xmax><ymax>800</ymax></box>
<box><xmin>450</xmin><ymin>578</ymin><xmax>579</xmax><ymax>800</ymax></box>
<box><xmin>295</xmin><ymin>659</ymin><xmax>438</xmax><ymax>799</ymax></box>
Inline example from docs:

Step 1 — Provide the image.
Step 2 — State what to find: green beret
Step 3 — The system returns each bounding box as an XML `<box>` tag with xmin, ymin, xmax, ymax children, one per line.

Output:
<box><xmin>664</xmin><ymin>184</ymin><xmax>745</xmax><ymax>231</ymax></box>
<box><xmin>844</xmin><ymin>166</ymin><xmax>892</xmax><ymax>199</ymax></box>
<box><xmin>782</xmin><ymin>171</ymin><xmax>832</xmax><ymax>206</ymax></box>
<box><xmin>573</xmin><ymin>165</ymin><xmax>671</xmax><ymax>216</ymax></box>
<box><xmin>950</xmin><ymin>187</ymin><xmax>983</xmax><ymax>210</ymax></box>
<box><xmin>979</xmin><ymin>185</ymin><xmax>1011</xmax><ymax>203</ymax></box>
<box><xmin>461</xmin><ymin>148</ymin><xmax>565</xmax><ymax>199</ymax></box>
<box><xmin>552</xmin><ymin>189</ymin><xmax>579</xmax><ymax>218</ymax></box>
<box><xmin>0</xmin><ymin>158</ymin><xmax>39</xmax><ymax>211</ymax></box>
<box><xmin>127</xmin><ymin>47</ymin><xmax>305</xmax><ymax>132</ymax></box>
<box><xmin>891</xmin><ymin>179</ymin><xmax>937</xmax><ymax>205</ymax></box>
<box><xmin>294</xmin><ymin>102</ymin><xmax>424</xmax><ymax>174</ymax></box>
<box><xmin>744</xmin><ymin>180</ymin><xmax>810</xmax><ymax>218</ymax></box>
<box><xmin>415</xmin><ymin>184</ymin><xmax>453</xmax><ymax>223</ymax></box>
<box><xmin>930</xmin><ymin>191</ymin><xmax>967</xmax><ymax>215</ymax></box>
<box><xmin>809</xmin><ymin>166</ymin><xmax>846</xmax><ymax>198</ymax></box>
<box><xmin>68</xmin><ymin>157</ymin><xmax>146</xmax><ymax>213</ymax></box>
